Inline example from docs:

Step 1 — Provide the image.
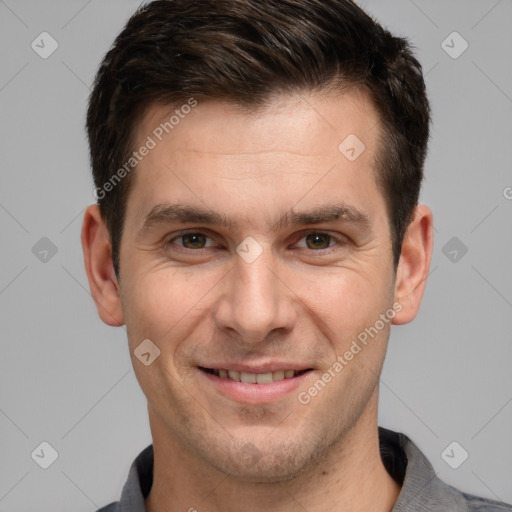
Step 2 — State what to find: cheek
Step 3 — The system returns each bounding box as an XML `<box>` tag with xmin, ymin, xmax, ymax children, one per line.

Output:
<box><xmin>297</xmin><ymin>267</ymin><xmax>392</xmax><ymax>338</ymax></box>
<box><xmin>120</xmin><ymin>267</ymin><xmax>218</xmax><ymax>350</ymax></box>
<box><xmin>120</xmin><ymin>270</ymin><xmax>211</xmax><ymax>404</ymax></box>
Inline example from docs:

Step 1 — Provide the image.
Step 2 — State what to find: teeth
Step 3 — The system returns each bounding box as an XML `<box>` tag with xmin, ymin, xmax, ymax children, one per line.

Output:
<box><xmin>215</xmin><ymin>369</ymin><xmax>300</xmax><ymax>383</ymax></box>
<box><xmin>228</xmin><ymin>370</ymin><xmax>240</xmax><ymax>382</ymax></box>
<box><xmin>256</xmin><ymin>372</ymin><xmax>273</xmax><ymax>384</ymax></box>
<box><xmin>240</xmin><ymin>371</ymin><xmax>257</xmax><ymax>383</ymax></box>
<box><xmin>273</xmin><ymin>370</ymin><xmax>285</xmax><ymax>381</ymax></box>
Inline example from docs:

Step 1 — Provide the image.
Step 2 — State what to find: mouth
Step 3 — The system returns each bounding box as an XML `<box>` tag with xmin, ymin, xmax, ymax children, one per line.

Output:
<box><xmin>199</xmin><ymin>367</ymin><xmax>311</xmax><ymax>384</ymax></box>
<box><xmin>198</xmin><ymin>366</ymin><xmax>313</xmax><ymax>403</ymax></box>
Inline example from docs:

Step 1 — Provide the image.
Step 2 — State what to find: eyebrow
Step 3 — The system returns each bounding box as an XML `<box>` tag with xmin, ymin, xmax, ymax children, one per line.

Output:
<box><xmin>139</xmin><ymin>202</ymin><xmax>370</xmax><ymax>235</ymax></box>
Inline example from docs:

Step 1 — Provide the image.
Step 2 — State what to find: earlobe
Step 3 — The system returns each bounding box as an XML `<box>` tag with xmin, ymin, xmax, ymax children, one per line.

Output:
<box><xmin>392</xmin><ymin>204</ymin><xmax>433</xmax><ymax>325</ymax></box>
<box><xmin>81</xmin><ymin>205</ymin><xmax>125</xmax><ymax>327</ymax></box>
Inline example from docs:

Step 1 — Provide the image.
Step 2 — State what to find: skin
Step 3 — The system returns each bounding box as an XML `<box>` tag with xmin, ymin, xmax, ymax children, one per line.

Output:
<box><xmin>82</xmin><ymin>88</ymin><xmax>433</xmax><ymax>512</ymax></box>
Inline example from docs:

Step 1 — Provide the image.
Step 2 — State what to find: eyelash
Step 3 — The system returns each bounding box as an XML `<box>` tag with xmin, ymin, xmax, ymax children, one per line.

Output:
<box><xmin>164</xmin><ymin>230</ymin><xmax>346</xmax><ymax>254</ymax></box>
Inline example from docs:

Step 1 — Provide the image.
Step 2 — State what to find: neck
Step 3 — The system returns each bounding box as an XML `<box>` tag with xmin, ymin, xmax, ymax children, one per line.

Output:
<box><xmin>145</xmin><ymin>392</ymin><xmax>401</xmax><ymax>512</ymax></box>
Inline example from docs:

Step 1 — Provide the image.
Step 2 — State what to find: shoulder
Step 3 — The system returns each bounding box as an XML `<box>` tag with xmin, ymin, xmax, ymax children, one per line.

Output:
<box><xmin>93</xmin><ymin>444</ymin><xmax>154</xmax><ymax>512</ymax></box>
<box><xmin>379</xmin><ymin>427</ymin><xmax>512</xmax><ymax>512</ymax></box>
<box><xmin>95</xmin><ymin>503</ymin><xmax>120</xmax><ymax>512</ymax></box>
<box><xmin>460</xmin><ymin>490</ymin><xmax>512</xmax><ymax>512</ymax></box>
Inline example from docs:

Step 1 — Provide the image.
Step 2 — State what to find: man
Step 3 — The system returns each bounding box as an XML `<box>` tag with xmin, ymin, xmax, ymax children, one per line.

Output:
<box><xmin>81</xmin><ymin>1</ymin><xmax>512</xmax><ymax>511</ymax></box>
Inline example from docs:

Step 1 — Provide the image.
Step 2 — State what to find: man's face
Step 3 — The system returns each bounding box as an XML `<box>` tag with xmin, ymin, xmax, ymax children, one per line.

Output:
<box><xmin>118</xmin><ymin>90</ymin><xmax>397</xmax><ymax>481</ymax></box>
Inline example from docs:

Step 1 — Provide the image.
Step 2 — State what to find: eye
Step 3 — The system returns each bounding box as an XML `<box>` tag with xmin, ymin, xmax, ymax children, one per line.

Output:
<box><xmin>164</xmin><ymin>230</ymin><xmax>345</xmax><ymax>255</ymax></box>
<box><xmin>294</xmin><ymin>232</ymin><xmax>342</xmax><ymax>251</ymax></box>
<box><xmin>167</xmin><ymin>232</ymin><xmax>218</xmax><ymax>250</ymax></box>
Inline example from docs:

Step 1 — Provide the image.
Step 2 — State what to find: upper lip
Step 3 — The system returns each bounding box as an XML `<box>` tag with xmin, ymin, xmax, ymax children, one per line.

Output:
<box><xmin>199</xmin><ymin>363</ymin><xmax>312</xmax><ymax>373</ymax></box>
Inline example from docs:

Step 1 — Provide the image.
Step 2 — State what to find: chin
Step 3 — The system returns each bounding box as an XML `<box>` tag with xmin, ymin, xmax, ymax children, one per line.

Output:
<box><xmin>200</xmin><ymin>436</ymin><xmax>324</xmax><ymax>484</ymax></box>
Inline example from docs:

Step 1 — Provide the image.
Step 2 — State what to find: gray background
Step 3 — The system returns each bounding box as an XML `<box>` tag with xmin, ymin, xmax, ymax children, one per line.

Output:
<box><xmin>0</xmin><ymin>0</ymin><xmax>511</xmax><ymax>510</ymax></box>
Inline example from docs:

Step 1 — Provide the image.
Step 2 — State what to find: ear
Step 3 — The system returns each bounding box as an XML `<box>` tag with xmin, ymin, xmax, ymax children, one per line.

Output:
<box><xmin>81</xmin><ymin>204</ymin><xmax>124</xmax><ymax>326</ymax></box>
<box><xmin>392</xmin><ymin>204</ymin><xmax>433</xmax><ymax>325</ymax></box>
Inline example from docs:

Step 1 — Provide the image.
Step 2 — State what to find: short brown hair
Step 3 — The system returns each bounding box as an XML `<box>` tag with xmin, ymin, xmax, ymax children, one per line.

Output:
<box><xmin>86</xmin><ymin>0</ymin><xmax>430</xmax><ymax>276</ymax></box>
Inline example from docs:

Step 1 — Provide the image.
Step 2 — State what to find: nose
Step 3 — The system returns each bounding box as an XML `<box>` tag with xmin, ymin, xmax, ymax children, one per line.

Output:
<box><xmin>213</xmin><ymin>245</ymin><xmax>297</xmax><ymax>346</ymax></box>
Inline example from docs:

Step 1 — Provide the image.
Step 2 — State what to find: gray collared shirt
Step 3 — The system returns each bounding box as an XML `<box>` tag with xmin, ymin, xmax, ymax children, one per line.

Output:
<box><xmin>96</xmin><ymin>427</ymin><xmax>512</xmax><ymax>511</ymax></box>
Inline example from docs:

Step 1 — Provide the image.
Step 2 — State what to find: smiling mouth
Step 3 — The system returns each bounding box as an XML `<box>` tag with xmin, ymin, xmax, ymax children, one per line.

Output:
<box><xmin>199</xmin><ymin>367</ymin><xmax>312</xmax><ymax>384</ymax></box>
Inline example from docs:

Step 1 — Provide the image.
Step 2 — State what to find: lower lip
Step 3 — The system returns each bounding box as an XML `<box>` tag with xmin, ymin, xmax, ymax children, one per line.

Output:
<box><xmin>199</xmin><ymin>369</ymin><xmax>311</xmax><ymax>404</ymax></box>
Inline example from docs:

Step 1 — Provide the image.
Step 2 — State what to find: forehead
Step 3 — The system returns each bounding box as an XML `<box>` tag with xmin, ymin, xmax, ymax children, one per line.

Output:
<box><xmin>125</xmin><ymin>89</ymin><xmax>385</xmax><ymax>231</ymax></box>
<box><xmin>135</xmin><ymin>88</ymin><xmax>380</xmax><ymax>160</ymax></box>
